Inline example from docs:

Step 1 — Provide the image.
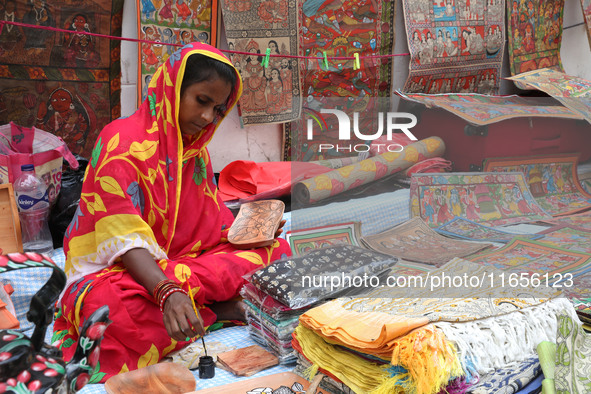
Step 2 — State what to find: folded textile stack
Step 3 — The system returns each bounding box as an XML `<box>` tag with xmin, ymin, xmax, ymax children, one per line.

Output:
<box><xmin>291</xmin><ymin>258</ymin><xmax>578</xmax><ymax>394</ymax></box>
<box><xmin>241</xmin><ymin>283</ymin><xmax>304</xmax><ymax>364</ymax></box>
<box><xmin>242</xmin><ymin>245</ymin><xmax>398</xmax><ymax>365</ymax></box>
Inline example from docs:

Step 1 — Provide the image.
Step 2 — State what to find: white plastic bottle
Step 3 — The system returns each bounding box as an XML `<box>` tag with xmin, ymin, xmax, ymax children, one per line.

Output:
<box><xmin>13</xmin><ymin>164</ymin><xmax>53</xmax><ymax>254</ymax></box>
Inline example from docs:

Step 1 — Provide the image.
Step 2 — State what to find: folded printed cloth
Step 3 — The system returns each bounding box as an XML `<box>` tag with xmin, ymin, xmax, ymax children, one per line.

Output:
<box><xmin>247</xmin><ymin>245</ymin><xmax>398</xmax><ymax>310</ymax></box>
<box><xmin>240</xmin><ymin>282</ymin><xmax>302</xmax><ymax>320</ymax></box>
<box><xmin>296</xmin><ymin>297</ymin><xmax>576</xmax><ymax>394</ymax></box>
<box><xmin>299</xmin><ymin>258</ymin><xmax>560</xmax><ymax>361</ymax></box>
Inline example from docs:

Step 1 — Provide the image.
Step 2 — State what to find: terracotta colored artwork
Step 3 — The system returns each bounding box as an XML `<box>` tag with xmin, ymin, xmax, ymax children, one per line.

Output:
<box><xmin>409</xmin><ymin>172</ymin><xmax>552</xmax><ymax>227</ymax></box>
<box><xmin>221</xmin><ymin>0</ymin><xmax>301</xmax><ymax>125</ymax></box>
<box><xmin>288</xmin><ymin>0</ymin><xmax>395</xmax><ymax>161</ymax></box>
<box><xmin>506</xmin><ymin>0</ymin><xmax>564</xmax><ymax>77</ymax></box>
<box><xmin>401</xmin><ymin>0</ymin><xmax>505</xmax><ymax>94</ymax></box>
<box><xmin>215</xmin><ymin>345</ymin><xmax>279</xmax><ymax>377</ymax></box>
<box><xmin>228</xmin><ymin>199</ymin><xmax>285</xmax><ymax>249</ymax></box>
<box><xmin>483</xmin><ymin>154</ymin><xmax>591</xmax><ymax>216</ymax></box>
<box><xmin>361</xmin><ymin>217</ymin><xmax>492</xmax><ymax>266</ymax></box>
<box><xmin>0</xmin><ymin>0</ymin><xmax>124</xmax><ymax>158</ymax></box>
<box><xmin>397</xmin><ymin>92</ymin><xmax>582</xmax><ymax>125</ymax></box>
<box><xmin>137</xmin><ymin>0</ymin><xmax>218</xmax><ymax>104</ymax></box>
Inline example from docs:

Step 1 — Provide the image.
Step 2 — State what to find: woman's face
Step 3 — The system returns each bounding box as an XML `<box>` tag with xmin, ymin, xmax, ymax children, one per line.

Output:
<box><xmin>51</xmin><ymin>89</ymin><xmax>72</xmax><ymax>113</ymax></box>
<box><xmin>178</xmin><ymin>76</ymin><xmax>232</xmax><ymax>138</ymax></box>
<box><xmin>73</xmin><ymin>15</ymin><xmax>86</xmax><ymax>30</ymax></box>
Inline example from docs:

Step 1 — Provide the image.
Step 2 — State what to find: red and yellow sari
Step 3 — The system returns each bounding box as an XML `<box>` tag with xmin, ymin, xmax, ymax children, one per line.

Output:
<box><xmin>53</xmin><ymin>42</ymin><xmax>290</xmax><ymax>381</ymax></box>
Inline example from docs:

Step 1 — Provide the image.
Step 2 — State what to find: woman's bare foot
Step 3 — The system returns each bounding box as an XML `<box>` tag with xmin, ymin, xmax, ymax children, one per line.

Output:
<box><xmin>210</xmin><ymin>300</ymin><xmax>247</xmax><ymax>321</ymax></box>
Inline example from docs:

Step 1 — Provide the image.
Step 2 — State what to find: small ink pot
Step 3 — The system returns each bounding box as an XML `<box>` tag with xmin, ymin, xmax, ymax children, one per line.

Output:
<box><xmin>198</xmin><ymin>356</ymin><xmax>215</xmax><ymax>379</ymax></box>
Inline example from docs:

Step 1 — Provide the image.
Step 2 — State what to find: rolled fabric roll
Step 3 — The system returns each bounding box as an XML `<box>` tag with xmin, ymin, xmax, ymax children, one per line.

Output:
<box><xmin>293</xmin><ymin>136</ymin><xmax>445</xmax><ymax>205</ymax></box>
<box><xmin>308</xmin><ymin>156</ymin><xmax>363</xmax><ymax>169</ymax></box>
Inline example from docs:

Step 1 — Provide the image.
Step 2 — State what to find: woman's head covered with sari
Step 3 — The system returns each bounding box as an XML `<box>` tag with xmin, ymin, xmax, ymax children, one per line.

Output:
<box><xmin>63</xmin><ymin>42</ymin><xmax>243</xmax><ymax>287</ymax></box>
<box><xmin>146</xmin><ymin>42</ymin><xmax>243</xmax><ymax>150</ymax></box>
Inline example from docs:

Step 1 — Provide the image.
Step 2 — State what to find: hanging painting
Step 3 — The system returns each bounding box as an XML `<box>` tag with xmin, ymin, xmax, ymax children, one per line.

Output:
<box><xmin>400</xmin><ymin>0</ymin><xmax>505</xmax><ymax>94</ymax></box>
<box><xmin>220</xmin><ymin>0</ymin><xmax>302</xmax><ymax>126</ymax></box>
<box><xmin>137</xmin><ymin>0</ymin><xmax>219</xmax><ymax>104</ymax></box>
<box><xmin>506</xmin><ymin>0</ymin><xmax>564</xmax><ymax>79</ymax></box>
<box><xmin>582</xmin><ymin>0</ymin><xmax>591</xmax><ymax>51</ymax></box>
<box><xmin>0</xmin><ymin>0</ymin><xmax>124</xmax><ymax>159</ymax></box>
<box><xmin>288</xmin><ymin>0</ymin><xmax>396</xmax><ymax>161</ymax></box>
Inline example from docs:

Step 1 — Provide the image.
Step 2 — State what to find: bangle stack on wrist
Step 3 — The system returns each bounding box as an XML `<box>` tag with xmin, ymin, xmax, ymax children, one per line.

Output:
<box><xmin>153</xmin><ymin>279</ymin><xmax>187</xmax><ymax>312</ymax></box>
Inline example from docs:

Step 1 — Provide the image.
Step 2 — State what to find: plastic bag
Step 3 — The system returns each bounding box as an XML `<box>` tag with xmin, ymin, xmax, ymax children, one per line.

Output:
<box><xmin>0</xmin><ymin>122</ymin><xmax>79</xmax><ymax>206</ymax></box>
<box><xmin>48</xmin><ymin>155</ymin><xmax>88</xmax><ymax>248</ymax></box>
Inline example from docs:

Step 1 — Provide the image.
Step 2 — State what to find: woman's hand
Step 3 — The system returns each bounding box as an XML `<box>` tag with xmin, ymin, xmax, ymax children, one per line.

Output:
<box><xmin>121</xmin><ymin>248</ymin><xmax>206</xmax><ymax>341</ymax></box>
<box><xmin>274</xmin><ymin>219</ymin><xmax>286</xmax><ymax>239</ymax></box>
<box><xmin>162</xmin><ymin>292</ymin><xmax>205</xmax><ymax>341</ymax></box>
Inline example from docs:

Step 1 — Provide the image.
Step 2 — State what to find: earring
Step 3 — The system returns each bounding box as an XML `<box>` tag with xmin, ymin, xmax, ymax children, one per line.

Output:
<box><xmin>48</xmin><ymin>105</ymin><xmax>53</xmax><ymax>111</ymax></box>
<box><xmin>72</xmin><ymin>23</ymin><xmax>76</xmax><ymax>29</ymax></box>
<box><xmin>70</xmin><ymin>103</ymin><xmax>74</xmax><ymax>109</ymax></box>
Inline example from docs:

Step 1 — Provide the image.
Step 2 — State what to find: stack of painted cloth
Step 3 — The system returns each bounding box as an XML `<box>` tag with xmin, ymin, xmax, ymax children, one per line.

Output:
<box><xmin>292</xmin><ymin>258</ymin><xmax>579</xmax><ymax>394</ymax></box>
<box><xmin>241</xmin><ymin>282</ymin><xmax>304</xmax><ymax>364</ymax></box>
<box><xmin>242</xmin><ymin>245</ymin><xmax>398</xmax><ymax>364</ymax></box>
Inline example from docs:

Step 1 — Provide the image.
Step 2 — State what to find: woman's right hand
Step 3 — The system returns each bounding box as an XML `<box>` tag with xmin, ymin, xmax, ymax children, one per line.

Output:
<box><xmin>162</xmin><ymin>291</ymin><xmax>205</xmax><ymax>341</ymax></box>
<box><xmin>120</xmin><ymin>248</ymin><xmax>206</xmax><ymax>341</ymax></box>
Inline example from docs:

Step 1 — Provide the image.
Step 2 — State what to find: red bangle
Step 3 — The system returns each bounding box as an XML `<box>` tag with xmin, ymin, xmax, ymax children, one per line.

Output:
<box><xmin>159</xmin><ymin>287</ymin><xmax>187</xmax><ymax>312</ymax></box>
<box><xmin>152</xmin><ymin>279</ymin><xmax>176</xmax><ymax>299</ymax></box>
<box><xmin>155</xmin><ymin>283</ymin><xmax>179</xmax><ymax>303</ymax></box>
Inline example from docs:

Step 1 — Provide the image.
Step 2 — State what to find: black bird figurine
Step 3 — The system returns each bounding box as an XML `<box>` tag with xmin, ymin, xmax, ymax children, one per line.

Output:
<box><xmin>0</xmin><ymin>252</ymin><xmax>111</xmax><ymax>393</ymax></box>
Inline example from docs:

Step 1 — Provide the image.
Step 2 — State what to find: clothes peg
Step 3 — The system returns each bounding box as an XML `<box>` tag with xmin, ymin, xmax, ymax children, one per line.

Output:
<box><xmin>263</xmin><ymin>48</ymin><xmax>271</xmax><ymax>68</ymax></box>
<box><xmin>323</xmin><ymin>51</ymin><xmax>329</xmax><ymax>70</ymax></box>
<box><xmin>353</xmin><ymin>53</ymin><xmax>360</xmax><ymax>70</ymax></box>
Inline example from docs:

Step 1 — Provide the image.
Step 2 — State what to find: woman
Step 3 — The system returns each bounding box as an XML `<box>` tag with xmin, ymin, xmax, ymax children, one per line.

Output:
<box><xmin>265</xmin><ymin>68</ymin><xmax>285</xmax><ymax>114</ymax></box>
<box><xmin>461</xmin><ymin>28</ymin><xmax>484</xmax><ymax>55</ymax></box>
<box><xmin>53</xmin><ymin>42</ymin><xmax>290</xmax><ymax>381</ymax></box>
<box><xmin>35</xmin><ymin>87</ymin><xmax>91</xmax><ymax>157</ymax></box>
<box><xmin>241</xmin><ymin>40</ymin><xmax>268</xmax><ymax>112</ymax></box>
<box><xmin>64</xmin><ymin>13</ymin><xmax>100</xmax><ymax>68</ymax></box>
